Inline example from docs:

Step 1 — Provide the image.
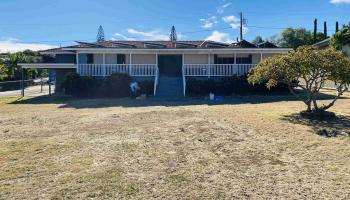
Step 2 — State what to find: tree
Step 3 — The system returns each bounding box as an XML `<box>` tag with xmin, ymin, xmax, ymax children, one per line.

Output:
<box><xmin>278</xmin><ymin>28</ymin><xmax>312</xmax><ymax>49</ymax></box>
<box><xmin>336</xmin><ymin>21</ymin><xmax>339</xmax><ymax>33</ymax></box>
<box><xmin>331</xmin><ymin>28</ymin><xmax>350</xmax><ymax>50</ymax></box>
<box><xmin>314</xmin><ymin>18</ymin><xmax>318</xmax><ymax>43</ymax></box>
<box><xmin>0</xmin><ymin>64</ymin><xmax>8</xmax><ymax>81</ymax></box>
<box><xmin>277</xmin><ymin>27</ymin><xmax>326</xmax><ymax>49</ymax></box>
<box><xmin>252</xmin><ymin>36</ymin><xmax>264</xmax><ymax>45</ymax></box>
<box><xmin>324</xmin><ymin>21</ymin><xmax>328</xmax><ymax>39</ymax></box>
<box><xmin>1</xmin><ymin>52</ymin><xmax>34</xmax><ymax>80</ymax></box>
<box><xmin>170</xmin><ymin>26</ymin><xmax>177</xmax><ymax>42</ymax></box>
<box><xmin>96</xmin><ymin>25</ymin><xmax>105</xmax><ymax>42</ymax></box>
<box><xmin>248</xmin><ymin>46</ymin><xmax>350</xmax><ymax>114</ymax></box>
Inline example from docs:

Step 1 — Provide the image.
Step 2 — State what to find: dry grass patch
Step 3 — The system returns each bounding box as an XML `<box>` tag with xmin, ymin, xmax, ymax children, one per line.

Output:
<box><xmin>0</xmin><ymin>95</ymin><xmax>350</xmax><ymax>199</ymax></box>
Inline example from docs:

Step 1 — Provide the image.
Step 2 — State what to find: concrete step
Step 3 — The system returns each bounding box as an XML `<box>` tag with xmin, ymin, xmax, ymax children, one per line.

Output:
<box><xmin>156</xmin><ymin>76</ymin><xmax>184</xmax><ymax>98</ymax></box>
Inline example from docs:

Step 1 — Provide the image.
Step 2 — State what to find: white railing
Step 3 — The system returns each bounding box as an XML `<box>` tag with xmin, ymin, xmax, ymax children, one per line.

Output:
<box><xmin>183</xmin><ymin>64</ymin><xmax>257</xmax><ymax>77</ymax></box>
<box><xmin>77</xmin><ymin>64</ymin><xmax>157</xmax><ymax>77</ymax></box>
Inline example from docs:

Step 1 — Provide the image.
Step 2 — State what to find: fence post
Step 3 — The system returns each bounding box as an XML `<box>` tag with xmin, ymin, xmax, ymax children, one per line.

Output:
<box><xmin>21</xmin><ymin>68</ymin><xmax>25</xmax><ymax>97</ymax></box>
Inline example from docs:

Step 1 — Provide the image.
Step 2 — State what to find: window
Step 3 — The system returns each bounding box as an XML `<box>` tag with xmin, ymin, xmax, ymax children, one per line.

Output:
<box><xmin>236</xmin><ymin>55</ymin><xmax>252</xmax><ymax>64</ymax></box>
<box><xmin>214</xmin><ymin>54</ymin><xmax>253</xmax><ymax>64</ymax></box>
<box><xmin>117</xmin><ymin>54</ymin><xmax>126</xmax><ymax>64</ymax></box>
<box><xmin>78</xmin><ymin>54</ymin><xmax>93</xmax><ymax>64</ymax></box>
<box><xmin>214</xmin><ymin>55</ymin><xmax>234</xmax><ymax>64</ymax></box>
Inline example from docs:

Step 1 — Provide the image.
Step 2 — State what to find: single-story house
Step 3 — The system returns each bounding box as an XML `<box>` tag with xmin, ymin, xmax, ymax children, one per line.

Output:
<box><xmin>314</xmin><ymin>38</ymin><xmax>350</xmax><ymax>56</ymax></box>
<box><xmin>20</xmin><ymin>40</ymin><xmax>291</xmax><ymax>98</ymax></box>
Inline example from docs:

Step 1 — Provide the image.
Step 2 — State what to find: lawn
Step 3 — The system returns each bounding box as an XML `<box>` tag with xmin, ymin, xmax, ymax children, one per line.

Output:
<box><xmin>0</xmin><ymin>94</ymin><xmax>350</xmax><ymax>199</ymax></box>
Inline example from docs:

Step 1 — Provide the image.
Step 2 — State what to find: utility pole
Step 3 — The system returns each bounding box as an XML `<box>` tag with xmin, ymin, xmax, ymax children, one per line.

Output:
<box><xmin>240</xmin><ymin>12</ymin><xmax>243</xmax><ymax>41</ymax></box>
<box><xmin>239</xmin><ymin>12</ymin><xmax>247</xmax><ymax>41</ymax></box>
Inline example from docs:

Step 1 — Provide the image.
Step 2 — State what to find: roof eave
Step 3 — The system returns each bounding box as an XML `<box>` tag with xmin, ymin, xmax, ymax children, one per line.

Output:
<box><xmin>62</xmin><ymin>47</ymin><xmax>292</xmax><ymax>52</ymax></box>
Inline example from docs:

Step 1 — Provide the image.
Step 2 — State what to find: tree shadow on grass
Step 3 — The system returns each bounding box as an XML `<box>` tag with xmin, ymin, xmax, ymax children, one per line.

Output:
<box><xmin>8</xmin><ymin>91</ymin><xmax>347</xmax><ymax>109</ymax></box>
<box><xmin>281</xmin><ymin>113</ymin><xmax>350</xmax><ymax>137</ymax></box>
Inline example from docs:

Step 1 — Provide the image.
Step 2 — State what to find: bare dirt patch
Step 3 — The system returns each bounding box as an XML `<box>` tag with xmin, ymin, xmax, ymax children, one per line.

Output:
<box><xmin>0</xmin><ymin>95</ymin><xmax>350</xmax><ymax>199</ymax></box>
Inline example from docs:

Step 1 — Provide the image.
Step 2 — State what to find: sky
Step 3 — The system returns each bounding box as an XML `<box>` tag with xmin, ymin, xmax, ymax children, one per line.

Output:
<box><xmin>0</xmin><ymin>0</ymin><xmax>350</xmax><ymax>53</ymax></box>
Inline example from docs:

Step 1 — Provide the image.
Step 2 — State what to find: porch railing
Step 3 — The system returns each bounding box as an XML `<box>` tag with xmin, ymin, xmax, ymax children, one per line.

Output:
<box><xmin>183</xmin><ymin>64</ymin><xmax>257</xmax><ymax>77</ymax></box>
<box><xmin>77</xmin><ymin>64</ymin><xmax>158</xmax><ymax>77</ymax></box>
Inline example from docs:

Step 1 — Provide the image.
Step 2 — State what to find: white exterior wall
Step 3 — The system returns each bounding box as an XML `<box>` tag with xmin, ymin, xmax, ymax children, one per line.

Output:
<box><xmin>105</xmin><ymin>54</ymin><xmax>117</xmax><ymax>64</ymax></box>
<box><xmin>102</xmin><ymin>54</ymin><xmax>131</xmax><ymax>64</ymax></box>
<box><xmin>79</xmin><ymin>52</ymin><xmax>286</xmax><ymax>65</ymax></box>
<box><xmin>343</xmin><ymin>45</ymin><xmax>350</xmax><ymax>57</ymax></box>
<box><xmin>184</xmin><ymin>54</ymin><xmax>208</xmax><ymax>64</ymax></box>
<box><xmin>132</xmin><ymin>54</ymin><xmax>156</xmax><ymax>64</ymax></box>
<box><xmin>93</xmin><ymin>54</ymin><xmax>103</xmax><ymax>64</ymax></box>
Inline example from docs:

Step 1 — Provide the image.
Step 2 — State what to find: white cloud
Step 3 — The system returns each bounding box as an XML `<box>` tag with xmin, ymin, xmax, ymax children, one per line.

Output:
<box><xmin>222</xmin><ymin>15</ymin><xmax>239</xmax><ymax>23</ymax></box>
<box><xmin>127</xmin><ymin>28</ymin><xmax>169</xmax><ymax>40</ymax></box>
<box><xmin>200</xmin><ymin>16</ymin><xmax>218</xmax><ymax>29</ymax></box>
<box><xmin>206</xmin><ymin>31</ymin><xmax>233</xmax><ymax>43</ymax></box>
<box><xmin>217</xmin><ymin>2</ymin><xmax>232</xmax><ymax>14</ymax></box>
<box><xmin>112</xmin><ymin>28</ymin><xmax>185</xmax><ymax>41</ymax></box>
<box><xmin>0</xmin><ymin>38</ymin><xmax>57</xmax><ymax>53</ymax></box>
<box><xmin>221</xmin><ymin>14</ymin><xmax>249</xmax><ymax>35</ymax></box>
<box><xmin>112</xmin><ymin>33</ymin><xmax>136</xmax><ymax>41</ymax></box>
<box><xmin>330</xmin><ymin>0</ymin><xmax>350</xmax><ymax>4</ymax></box>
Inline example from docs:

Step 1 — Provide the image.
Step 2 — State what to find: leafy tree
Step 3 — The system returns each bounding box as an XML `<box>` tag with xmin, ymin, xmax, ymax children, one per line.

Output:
<box><xmin>248</xmin><ymin>46</ymin><xmax>350</xmax><ymax>113</ymax></box>
<box><xmin>336</xmin><ymin>21</ymin><xmax>339</xmax><ymax>33</ymax></box>
<box><xmin>277</xmin><ymin>28</ymin><xmax>312</xmax><ymax>49</ymax></box>
<box><xmin>170</xmin><ymin>26</ymin><xmax>177</xmax><ymax>42</ymax></box>
<box><xmin>252</xmin><ymin>36</ymin><xmax>264</xmax><ymax>45</ymax></box>
<box><xmin>1</xmin><ymin>52</ymin><xmax>36</xmax><ymax>80</ymax></box>
<box><xmin>330</xmin><ymin>28</ymin><xmax>350</xmax><ymax>50</ymax></box>
<box><xmin>0</xmin><ymin>64</ymin><xmax>9</xmax><ymax>81</ymax></box>
<box><xmin>277</xmin><ymin>28</ymin><xmax>326</xmax><ymax>49</ymax></box>
<box><xmin>314</xmin><ymin>19</ymin><xmax>317</xmax><ymax>43</ymax></box>
<box><xmin>324</xmin><ymin>21</ymin><xmax>327</xmax><ymax>38</ymax></box>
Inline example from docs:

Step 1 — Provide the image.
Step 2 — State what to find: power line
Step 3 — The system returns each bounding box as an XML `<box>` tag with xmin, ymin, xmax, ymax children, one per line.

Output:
<box><xmin>1</xmin><ymin>24</ymin><xmax>340</xmax><ymax>45</ymax></box>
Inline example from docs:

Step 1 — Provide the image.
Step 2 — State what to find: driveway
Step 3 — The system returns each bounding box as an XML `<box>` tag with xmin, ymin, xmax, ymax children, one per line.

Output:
<box><xmin>0</xmin><ymin>85</ymin><xmax>54</xmax><ymax>98</ymax></box>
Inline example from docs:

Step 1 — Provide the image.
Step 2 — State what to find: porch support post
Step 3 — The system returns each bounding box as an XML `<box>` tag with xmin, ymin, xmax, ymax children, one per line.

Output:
<box><xmin>48</xmin><ymin>70</ymin><xmax>51</xmax><ymax>96</ymax></box>
<box><xmin>234</xmin><ymin>53</ymin><xmax>237</xmax><ymax>64</ymax></box>
<box><xmin>260</xmin><ymin>52</ymin><xmax>263</xmax><ymax>62</ymax></box>
<box><xmin>103</xmin><ymin>53</ymin><xmax>106</xmax><ymax>76</ymax></box>
<box><xmin>129</xmin><ymin>53</ymin><xmax>132</xmax><ymax>75</ymax></box>
<box><xmin>154</xmin><ymin>53</ymin><xmax>159</xmax><ymax>96</ymax></box>
<box><xmin>234</xmin><ymin>53</ymin><xmax>238</xmax><ymax>75</ymax></box>
<box><xmin>76</xmin><ymin>52</ymin><xmax>79</xmax><ymax>74</ymax></box>
<box><xmin>182</xmin><ymin>53</ymin><xmax>186</xmax><ymax>97</ymax></box>
<box><xmin>155</xmin><ymin>53</ymin><xmax>158</xmax><ymax>67</ymax></box>
<box><xmin>21</xmin><ymin>67</ymin><xmax>24</xmax><ymax>97</ymax></box>
<box><xmin>208</xmin><ymin>54</ymin><xmax>211</xmax><ymax>78</ymax></box>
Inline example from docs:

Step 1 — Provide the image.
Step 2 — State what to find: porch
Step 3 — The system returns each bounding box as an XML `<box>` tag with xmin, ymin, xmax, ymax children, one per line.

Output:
<box><xmin>75</xmin><ymin>53</ymin><xmax>264</xmax><ymax>77</ymax></box>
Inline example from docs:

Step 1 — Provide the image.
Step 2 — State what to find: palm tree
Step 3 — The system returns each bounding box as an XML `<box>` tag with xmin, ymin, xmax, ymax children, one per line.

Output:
<box><xmin>3</xmin><ymin>52</ymin><xmax>31</xmax><ymax>80</ymax></box>
<box><xmin>331</xmin><ymin>28</ymin><xmax>350</xmax><ymax>50</ymax></box>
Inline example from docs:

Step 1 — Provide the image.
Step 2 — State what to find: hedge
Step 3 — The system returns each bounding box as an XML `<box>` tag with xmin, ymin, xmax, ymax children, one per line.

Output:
<box><xmin>61</xmin><ymin>72</ymin><xmax>154</xmax><ymax>98</ymax></box>
<box><xmin>186</xmin><ymin>75</ymin><xmax>290</xmax><ymax>96</ymax></box>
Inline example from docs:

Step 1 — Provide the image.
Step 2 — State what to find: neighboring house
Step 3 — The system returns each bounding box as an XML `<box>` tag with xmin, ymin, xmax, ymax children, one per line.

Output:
<box><xmin>20</xmin><ymin>40</ymin><xmax>291</xmax><ymax>97</ymax></box>
<box><xmin>314</xmin><ymin>38</ymin><xmax>350</xmax><ymax>56</ymax></box>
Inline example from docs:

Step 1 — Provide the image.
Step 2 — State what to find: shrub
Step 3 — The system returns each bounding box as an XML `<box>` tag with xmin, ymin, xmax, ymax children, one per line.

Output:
<box><xmin>186</xmin><ymin>75</ymin><xmax>289</xmax><ymax>96</ymax></box>
<box><xmin>139</xmin><ymin>80</ymin><xmax>154</xmax><ymax>96</ymax></box>
<box><xmin>61</xmin><ymin>72</ymin><xmax>100</xmax><ymax>98</ymax></box>
<box><xmin>99</xmin><ymin>73</ymin><xmax>131</xmax><ymax>98</ymax></box>
<box><xmin>61</xmin><ymin>72</ymin><xmax>131</xmax><ymax>98</ymax></box>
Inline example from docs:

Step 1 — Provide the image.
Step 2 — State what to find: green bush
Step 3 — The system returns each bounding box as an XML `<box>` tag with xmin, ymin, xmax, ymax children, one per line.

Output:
<box><xmin>139</xmin><ymin>80</ymin><xmax>154</xmax><ymax>96</ymax></box>
<box><xmin>186</xmin><ymin>75</ymin><xmax>289</xmax><ymax>96</ymax></box>
<box><xmin>99</xmin><ymin>73</ymin><xmax>131</xmax><ymax>98</ymax></box>
<box><xmin>61</xmin><ymin>72</ymin><xmax>131</xmax><ymax>98</ymax></box>
<box><xmin>61</xmin><ymin>72</ymin><xmax>100</xmax><ymax>98</ymax></box>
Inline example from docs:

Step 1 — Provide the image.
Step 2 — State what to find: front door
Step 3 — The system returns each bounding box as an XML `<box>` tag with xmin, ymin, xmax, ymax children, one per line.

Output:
<box><xmin>158</xmin><ymin>55</ymin><xmax>183</xmax><ymax>77</ymax></box>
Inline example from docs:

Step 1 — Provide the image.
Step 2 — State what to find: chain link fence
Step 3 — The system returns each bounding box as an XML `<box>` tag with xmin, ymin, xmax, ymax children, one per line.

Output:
<box><xmin>0</xmin><ymin>78</ymin><xmax>54</xmax><ymax>98</ymax></box>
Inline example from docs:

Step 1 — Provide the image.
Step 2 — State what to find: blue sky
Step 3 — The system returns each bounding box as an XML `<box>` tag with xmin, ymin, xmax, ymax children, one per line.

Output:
<box><xmin>0</xmin><ymin>0</ymin><xmax>350</xmax><ymax>52</ymax></box>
